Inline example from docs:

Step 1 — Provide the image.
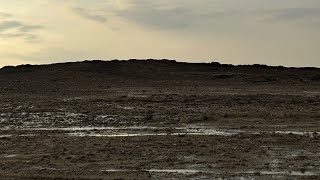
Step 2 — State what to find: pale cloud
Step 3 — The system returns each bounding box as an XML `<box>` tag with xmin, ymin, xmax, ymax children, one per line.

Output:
<box><xmin>257</xmin><ymin>7</ymin><xmax>320</xmax><ymax>24</ymax></box>
<box><xmin>0</xmin><ymin>21</ymin><xmax>21</xmax><ymax>32</ymax></box>
<box><xmin>69</xmin><ymin>0</ymin><xmax>234</xmax><ymax>30</ymax></box>
<box><xmin>72</xmin><ymin>7</ymin><xmax>107</xmax><ymax>23</ymax></box>
<box><xmin>0</xmin><ymin>12</ymin><xmax>11</xmax><ymax>18</ymax></box>
<box><xmin>69</xmin><ymin>1</ymin><xmax>320</xmax><ymax>31</ymax></box>
<box><xmin>0</xmin><ymin>21</ymin><xmax>42</xmax><ymax>33</ymax></box>
<box><xmin>114</xmin><ymin>1</ymin><xmax>227</xmax><ymax>30</ymax></box>
<box><xmin>0</xmin><ymin>11</ymin><xmax>43</xmax><ymax>42</ymax></box>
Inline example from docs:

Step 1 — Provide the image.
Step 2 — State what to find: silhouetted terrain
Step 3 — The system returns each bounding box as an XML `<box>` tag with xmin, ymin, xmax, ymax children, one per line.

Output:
<box><xmin>0</xmin><ymin>60</ymin><xmax>319</xmax><ymax>179</ymax></box>
<box><xmin>1</xmin><ymin>60</ymin><xmax>320</xmax><ymax>94</ymax></box>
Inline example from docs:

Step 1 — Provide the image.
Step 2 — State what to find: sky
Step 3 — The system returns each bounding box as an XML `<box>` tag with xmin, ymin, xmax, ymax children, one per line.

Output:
<box><xmin>0</xmin><ymin>0</ymin><xmax>320</xmax><ymax>67</ymax></box>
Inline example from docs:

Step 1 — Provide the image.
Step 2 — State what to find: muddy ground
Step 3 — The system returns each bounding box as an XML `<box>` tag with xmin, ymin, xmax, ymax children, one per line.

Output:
<box><xmin>0</xmin><ymin>60</ymin><xmax>319</xmax><ymax>179</ymax></box>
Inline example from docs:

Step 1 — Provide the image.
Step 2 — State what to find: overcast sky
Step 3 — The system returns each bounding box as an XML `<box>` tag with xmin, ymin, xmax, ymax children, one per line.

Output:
<box><xmin>0</xmin><ymin>0</ymin><xmax>320</xmax><ymax>67</ymax></box>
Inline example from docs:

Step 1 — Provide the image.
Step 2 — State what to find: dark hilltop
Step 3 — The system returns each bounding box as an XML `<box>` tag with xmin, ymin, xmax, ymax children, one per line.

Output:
<box><xmin>0</xmin><ymin>59</ymin><xmax>319</xmax><ymax>94</ymax></box>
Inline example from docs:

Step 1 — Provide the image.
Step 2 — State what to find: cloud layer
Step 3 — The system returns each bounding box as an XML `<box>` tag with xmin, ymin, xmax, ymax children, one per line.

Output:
<box><xmin>0</xmin><ymin>12</ymin><xmax>43</xmax><ymax>42</ymax></box>
<box><xmin>0</xmin><ymin>0</ymin><xmax>320</xmax><ymax>67</ymax></box>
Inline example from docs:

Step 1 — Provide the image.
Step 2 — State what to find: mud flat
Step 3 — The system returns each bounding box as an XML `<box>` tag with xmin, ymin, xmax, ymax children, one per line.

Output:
<box><xmin>0</xmin><ymin>60</ymin><xmax>319</xmax><ymax>179</ymax></box>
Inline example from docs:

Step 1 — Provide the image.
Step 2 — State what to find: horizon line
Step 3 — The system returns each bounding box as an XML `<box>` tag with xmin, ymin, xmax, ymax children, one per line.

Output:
<box><xmin>1</xmin><ymin>59</ymin><xmax>319</xmax><ymax>69</ymax></box>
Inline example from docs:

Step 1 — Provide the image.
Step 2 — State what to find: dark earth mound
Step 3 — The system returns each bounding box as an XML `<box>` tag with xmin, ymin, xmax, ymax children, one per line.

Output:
<box><xmin>0</xmin><ymin>59</ymin><xmax>319</xmax><ymax>94</ymax></box>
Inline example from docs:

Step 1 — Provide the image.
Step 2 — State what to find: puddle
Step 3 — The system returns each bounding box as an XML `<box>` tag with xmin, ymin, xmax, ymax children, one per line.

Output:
<box><xmin>69</xmin><ymin>132</ymin><xmax>217</xmax><ymax>137</ymax></box>
<box><xmin>117</xmin><ymin>105</ymin><xmax>134</xmax><ymax>110</ymax></box>
<box><xmin>102</xmin><ymin>169</ymin><xmax>138</xmax><ymax>172</ymax></box>
<box><xmin>0</xmin><ymin>134</ymin><xmax>38</xmax><ymax>138</ymax></box>
<box><xmin>1</xmin><ymin>125</ymin><xmax>318</xmax><ymax>138</ymax></box>
<box><xmin>146</xmin><ymin>169</ymin><xmax>202</xmax><ymax>174</ymax></box>
<box><xmin>251</xmin><ymin>130</ymin><xmax>319</xmax><ymax>137</ymax></box>
<box><xmin>185</xmin><ymin>128</ymin><xmax>240</xmax><ymax>136</ymax></box>
<box><xmin>19</xmin><ymin>165</ymin><xmax>320</xmax><ymax>177</ymax></box>
<box><xmin>101</xmin><ymin>169</ymin><xmax>319</xmax><ymax>176</ymax></box>
<box><xmin>67</xmin><ymin>126</ymin><xmax>240</xmax><ymax>137</ymax></box>
<box><xmin>0</xmin><ymin>135</ymin><xmax>12</xmax><ymax>138</ymax></box>
<box><xmin>69</xmin><ymin>132</ymin><xmax>170</xmax><ymax>137</ymax></box>
<box><xmin>17</xmin><ymin>134</ymin><xmax>39</xmax><ymax>137</ymax></box>
<box><xmin>4</xmin><ymin>155</ymin><xmax>16</xmax><ymax>158</ymax></box>
<box><xmin>62</xmin><ymin>97</ymin><xmax>87</xmax><ymax>101</ymax></box>
<box><xmin>273</xmin><ymin>131</ymin><xmax>318</xmax><ymax>136</ymax></box>
<box><xmin>101</xmin><ymin>169</ymin><xmax>202</xmax><ymax>174</ymax></box>
<box><xmin>245</xmin><ymin>170</ymin><xmax>318</xmax><ymax>176</ymax></box>
<box><xmin>32</xmin><ymin>166</ymin><xmax>61</xmax><ymax>171</ymax></box>
<box><xmin>12</xmin><ymin>126</ymin><xmax>168</xmax><ymax>131</ymax></box>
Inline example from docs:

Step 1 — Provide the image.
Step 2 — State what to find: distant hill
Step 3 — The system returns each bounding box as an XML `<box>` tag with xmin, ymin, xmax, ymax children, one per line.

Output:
<box><xmin>0</xmin><ymin>59</ymin><xmax>319</xmax><ymax>94</ymax></box>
